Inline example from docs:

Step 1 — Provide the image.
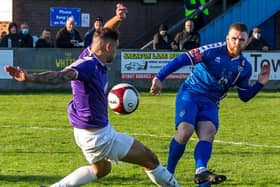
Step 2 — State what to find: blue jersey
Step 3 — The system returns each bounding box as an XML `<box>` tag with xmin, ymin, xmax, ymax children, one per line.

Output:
<box><xmin>157</xmin><ymin>42</ymin><xmax>263</xmax><ymax>102</ymax></box>
<box><xmin>67</xmin><ymin>55</ymin><xmax>109</xmax><ymax>129</ymax></box>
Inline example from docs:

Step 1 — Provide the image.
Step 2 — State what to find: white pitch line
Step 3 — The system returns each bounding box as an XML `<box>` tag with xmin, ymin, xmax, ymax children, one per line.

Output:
<box><xmin>1</xmin><ymin>125</ymin><xmax>280</xmax><ymax>149</ymax></box>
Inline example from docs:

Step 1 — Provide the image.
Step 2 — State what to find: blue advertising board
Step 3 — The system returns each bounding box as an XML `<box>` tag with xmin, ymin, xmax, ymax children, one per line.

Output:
<box><xmin>50</xmin><ymin>7</ymin><xmax>81</xmax><ymax>27</ymax></box>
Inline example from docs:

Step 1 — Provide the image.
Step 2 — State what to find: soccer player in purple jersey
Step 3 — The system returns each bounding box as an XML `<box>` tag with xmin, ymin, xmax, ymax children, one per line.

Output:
<box><xmin>150</xmin><ymin>22</ymin><xmax>270</xmax><ymax>186</ymax></box>
<box><xmin>5</xmin><ymin>4</ymin><xmax>181</xmax><ymax>187</ymax></box>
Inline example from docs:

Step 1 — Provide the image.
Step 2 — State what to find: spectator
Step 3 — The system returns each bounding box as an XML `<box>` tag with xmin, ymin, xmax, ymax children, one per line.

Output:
<box><xmin>18</xmin><ymin>22</ymin><xmax>34</xmax><ymax>48</ymax></box>
<box><xmin>0</xmin><ymin>22</ymin><xmax>21</xmax><ymax>48</ymax></box>
<box><xmin>185</xmin><ymin>0</ymin><xmax>209</xmax><ymax>30</ymax></box>
<box><xmin>36</xmin><ymin>29</ymin><xmax>54</xmax><ymax>48</ymax></box>
<box><xmin>171</xmin><ymin>19</ymin><xmax>200</xmax><ymax>51</ymax></box>
<box><xmin>56</xmin><ymin>16</ymin><xmax>82</xmax><ymax>48</ymax></box>
<box><xmin>153</xmin><ymin>24</ymin><xmax>173</xmax><ymax>50</ymax></box>
<box><xmin>83</xmin><ymin>16</ymin><xmax>104</xmax><ymax>48</ymax></box>
<box><xmin>246</xmin><ymin>27</ymin><xmax>270</xmax><ymax>51</ymax></box>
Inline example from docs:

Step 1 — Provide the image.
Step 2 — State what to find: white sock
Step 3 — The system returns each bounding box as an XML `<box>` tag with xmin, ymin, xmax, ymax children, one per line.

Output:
<box><xmin>50</xmin><ymin>165</ymin><xmax>97</xmax><ymax>187</ymax></box>
<box><xmin>145</xmin><ymin>164</ymin><xmax>181</xmax><ymax>187</ymax></box>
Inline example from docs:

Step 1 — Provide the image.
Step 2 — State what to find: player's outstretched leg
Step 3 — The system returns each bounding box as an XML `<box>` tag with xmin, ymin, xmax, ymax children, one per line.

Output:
<box><xmin>121</xmin><ymin>139</ymin><xmax>181</xmax><ymax>187</ymax></box>
<box><xmin>49</xmin><ymin>165</ymin><xmax>99</xmax><ymax>187</ymax></box>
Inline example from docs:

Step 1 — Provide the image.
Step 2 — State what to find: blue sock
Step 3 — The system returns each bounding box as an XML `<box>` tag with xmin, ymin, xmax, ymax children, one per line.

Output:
<box><xmin>167</xmin><ymin>138</ymin><xmax>186</xmax><ymax>174</ymax></box>
<box><xmin>198</xmin><ymin>182</ymin><xmax>211</xmax><ymax>187</ymax></box>
<box><xmin>194</xmin><ymin>140</ymin><xmax>212</xmax><ymax>169</ymax></box>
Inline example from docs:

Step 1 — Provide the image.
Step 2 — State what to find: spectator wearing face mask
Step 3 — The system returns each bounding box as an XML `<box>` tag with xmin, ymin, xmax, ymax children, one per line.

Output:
<box><xmin>0</xmin><ymin>22</ymin><xmax>21</xmax><ymax>48</ymax></box>
<box><xmin>171</xmin><ymin>19</ymin><xmax>200</xmax><ymax>51</ymax></box>
<box><xmin>246</xmin><ymin>27</ymin><xmax>270</xmax><ymax>51</ymax></box>
<box><xmin>19</xmin><ymin>22</ymin><xmax>34</xmax><ymax>48</ymax></box>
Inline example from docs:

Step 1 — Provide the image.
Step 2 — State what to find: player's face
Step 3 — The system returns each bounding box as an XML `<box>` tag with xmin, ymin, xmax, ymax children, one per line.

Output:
<box><xmin>66</xmin><ymin>20</ymin><xmax>75</xmax><ymax>32</ymax></box>
<box><xmin>10</xmin><ymin>26</ymin><xmax>17</xmax><ymax>34</ymax></box>
<box><xmin>94</xmin><ymin>21</ymin><xmax>103</xmax><ymax>30</ymax></box>
<box><xmin>226</xmin><ymin>28</ymin><xmax>248</xmax><ymax>57</ymax></box>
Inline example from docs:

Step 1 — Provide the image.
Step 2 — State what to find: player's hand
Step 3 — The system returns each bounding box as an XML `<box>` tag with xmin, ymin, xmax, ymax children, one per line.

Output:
<box><xmin>116</xmin><ymin>3</ymin><xmax>128</xmax><ymax>20</ymax></box>
<box><xmin>258</xmin><ymin>63</ymin><xmax>270</xmax><ymax>85</ymax></box>
<box><xmin>150</xmin><ymin>77</ymin><xmax>162</xmax><ymax>95</ymax></box>
<box><xmin>4</xmin><ymin>66</ymin><xmax>29</xmax><ymax>82</ymax></box>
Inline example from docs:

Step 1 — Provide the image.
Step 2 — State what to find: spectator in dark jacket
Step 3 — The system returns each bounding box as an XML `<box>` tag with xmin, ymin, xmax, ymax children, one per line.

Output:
<box><xmin>18</xmin><ymin>22</ymin><xmax>34</xmax><ymax>48</ymax></box>
<box><xmin>0</xmin><ymin>22</ymin><xmax>21</xmax><ymax>48</ymax></box>
<box><xmin>153</xmin><ymin>24</ymin><xmax>173</xmax><ymax>50</ymax></box>
<box><xmin>246</xmin><ymin>27</ymin><xmax>270</xmax><ymax>51</ymax></box>
<box><xmin>171</xmin><ymin>19</ymin><xmax>200</xmax><ymax>51</ymax></box>
<box><xmin>56</xmin><ymin>17</ymin><xmax>82</xmax><ymax>48</ymax></box>
<box><xmin>83</xmin><ymin>16</ymin><xmax>103</xmax><ymax>48</ymax></box>
<box><xmin>36</xmin><ymin>29</ymin><xmax>54</xmax><ymax>48</ymax></box>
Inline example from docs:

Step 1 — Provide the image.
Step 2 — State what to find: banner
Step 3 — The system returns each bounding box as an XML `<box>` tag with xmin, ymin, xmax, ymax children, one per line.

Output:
<box><xmin>121</xmin><ymin>51</ymin><xmax>280</xmax><ymax>80</ymax></box>
<box><xmin>0</xmin><ymin>50</ymin><xmax>13</xmax><ymax>79</ymax></box>
<box><xmin>121</xmin><ymin>51</ymin><xmax>192</xmax><ymax>80</ymax></box>
<box><xmin>243</xmin><ymin>52</ymin><xmax>280</xmax><ymax>80</ymax></box>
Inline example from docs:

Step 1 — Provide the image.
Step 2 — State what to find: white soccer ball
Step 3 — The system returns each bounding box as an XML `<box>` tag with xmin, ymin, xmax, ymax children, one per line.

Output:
<box><xmin>108</xmin><ymin>83</ymin><xmax>140</xmax><ymax>115</ymax></box>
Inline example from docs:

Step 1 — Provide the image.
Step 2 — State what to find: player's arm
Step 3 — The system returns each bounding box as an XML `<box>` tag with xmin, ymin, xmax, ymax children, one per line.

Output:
<box><xmin>103</xmin><ymin>3</ymin><xmax>128</xmax><ymax>30</ymax></box>
<box><xmin>4</xmin><ymin>66</ymin><xmax>77</xmax><ymax>84</ymax></box>
<box><xmin>237</xmin><ymin>63</ymin><xmax>270</xmax><ymax>102</ymax></box>
<box><xmin>150</xmin><ymin>53</ymin><xmax>191</xmax><ymax>95</ymax></box>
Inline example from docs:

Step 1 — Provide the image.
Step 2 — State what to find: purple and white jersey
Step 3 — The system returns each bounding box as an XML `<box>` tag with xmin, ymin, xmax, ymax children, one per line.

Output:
<box><xmin>67</xmin><ymin>55</ymin><xmax>109</xmax><ymax>129</ymax></box>
<box><xmin>79</xmin><ymin>46</ymin><xmax>92</xmax><ymax>59</ymax></box>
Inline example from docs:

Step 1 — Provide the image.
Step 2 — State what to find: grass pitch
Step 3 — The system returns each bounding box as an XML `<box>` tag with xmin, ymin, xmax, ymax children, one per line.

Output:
<box><xmin>0</xmin><ymin>91</ymin><xmax>279</xmax><ymax>187</ymax></box>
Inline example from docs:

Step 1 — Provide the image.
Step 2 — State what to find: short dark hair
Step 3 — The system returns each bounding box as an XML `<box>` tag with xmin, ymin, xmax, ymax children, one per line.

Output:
<box><xmin>8</xmin><ymin>22</ymin><xmax>18</xmax><ymax>32</ymax></box>
<box><xmin>94</xmin><ymin>28</ymin><xmax>119</xmax><ymax>41</ymax></box>
<box><xmin>95</xmin><ymin>16</ymin><xmax>103</xmax><ymax>23</ymax></box>
<box><xmin>229</xmin><ymin>22</ymin><xmax>248</xmax><ymax>33</ymax></box>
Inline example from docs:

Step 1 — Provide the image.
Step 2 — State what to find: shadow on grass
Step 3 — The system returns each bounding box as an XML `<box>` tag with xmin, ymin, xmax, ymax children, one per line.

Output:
<box><xmin>0</xmin><ymin>174</ymin><xmax>153</xmax><ymax>186</ymax></box>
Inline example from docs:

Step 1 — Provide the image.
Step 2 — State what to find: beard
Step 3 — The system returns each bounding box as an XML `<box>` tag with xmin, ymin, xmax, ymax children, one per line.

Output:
<box><xmin>227</xmin><ymin>43</ymin><xmax>245</xmax><ymax>57</ymax></box>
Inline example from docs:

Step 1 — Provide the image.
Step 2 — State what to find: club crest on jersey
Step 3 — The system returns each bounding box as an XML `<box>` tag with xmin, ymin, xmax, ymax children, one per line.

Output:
<box><xmin>218</xmin><ymin>77</ymin><xmax>228</xmax><ymax>86</ymax></box>
<box><xmin>215</xmin><ymin>57</ymin><xmax>221</xmax><ymax>63</ymax></box>
<box><xmin>238</xmin><ymin>65</ymin><xmax>244</xmax><ymax>72</ymax></box>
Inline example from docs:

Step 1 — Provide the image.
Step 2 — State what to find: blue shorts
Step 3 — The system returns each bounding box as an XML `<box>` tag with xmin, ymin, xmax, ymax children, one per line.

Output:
<box><xmin>175</xmin><ymin>86</ymin><xmax>219</xmax><ymax>130</ymax></box>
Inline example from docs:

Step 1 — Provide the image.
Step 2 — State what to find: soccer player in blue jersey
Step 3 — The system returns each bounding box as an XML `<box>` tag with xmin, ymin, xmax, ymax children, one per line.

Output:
<box><xmin>150</xmin><ymin>22</ymin><xmax>270</xmax><ymax>186</ymax></box>
<box><xmin>5</xmin><ymin>4</ymin><xmax>181</xmax><ymax>187</ymax></box>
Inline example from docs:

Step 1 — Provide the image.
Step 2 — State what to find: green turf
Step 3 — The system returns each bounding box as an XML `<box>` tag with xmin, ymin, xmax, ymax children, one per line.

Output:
<box><xmin>0</xmin><ymin>91</ymin><xmax>279</xmax><ymax>187</ymax></box>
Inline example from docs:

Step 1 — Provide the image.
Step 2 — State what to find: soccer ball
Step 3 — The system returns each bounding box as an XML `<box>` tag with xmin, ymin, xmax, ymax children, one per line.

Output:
<box><xmin>108</xmin><ymin>83</ymin><xmax>140</xmax><ymax>115</ymax></box>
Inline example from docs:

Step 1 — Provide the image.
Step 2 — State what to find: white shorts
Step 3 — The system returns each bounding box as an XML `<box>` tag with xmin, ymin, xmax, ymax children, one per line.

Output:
<box><xmin>73</xmin><ymin>124</ymin><xmax>134</xmax><ymax>164</ymax></box>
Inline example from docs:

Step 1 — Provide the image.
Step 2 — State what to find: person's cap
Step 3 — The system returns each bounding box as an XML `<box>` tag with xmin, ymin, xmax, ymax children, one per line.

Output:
<box><xmin>95</xmin><ymin>16</ymin><xmax>103</xmax><ymax>23</ymax></box>
<box><xmin>159</xmin><ymin>24</ymin><xmax>168</xmax><ymax>31</ymax></box>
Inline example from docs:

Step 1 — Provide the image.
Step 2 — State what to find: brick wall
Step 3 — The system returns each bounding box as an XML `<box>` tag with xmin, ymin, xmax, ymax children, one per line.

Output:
<box><xmin>10</xmin><ymin>0</ymin><xmax>280</xmax><ymax>49</ymax></box>
<box><xmin>12</xmin><ymin>0</ymin><xmax>183</xmax><ymax>48</ymax></box>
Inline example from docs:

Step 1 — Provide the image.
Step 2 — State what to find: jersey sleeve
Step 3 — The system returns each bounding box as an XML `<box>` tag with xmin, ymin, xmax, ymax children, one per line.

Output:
<box><xmin>236</xmin><ymin>62</ymin><xmax>264</xmax><ymax>102</ymax></box>
<box><xmin>156</xmin><ymin>53</ymin><xmax>191</xmax><ymax>81</ymax></box>
<box><xmin>68</xmin><ymin>59</ymin><xmax>92</xmax><ymax>82</ymax></box>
